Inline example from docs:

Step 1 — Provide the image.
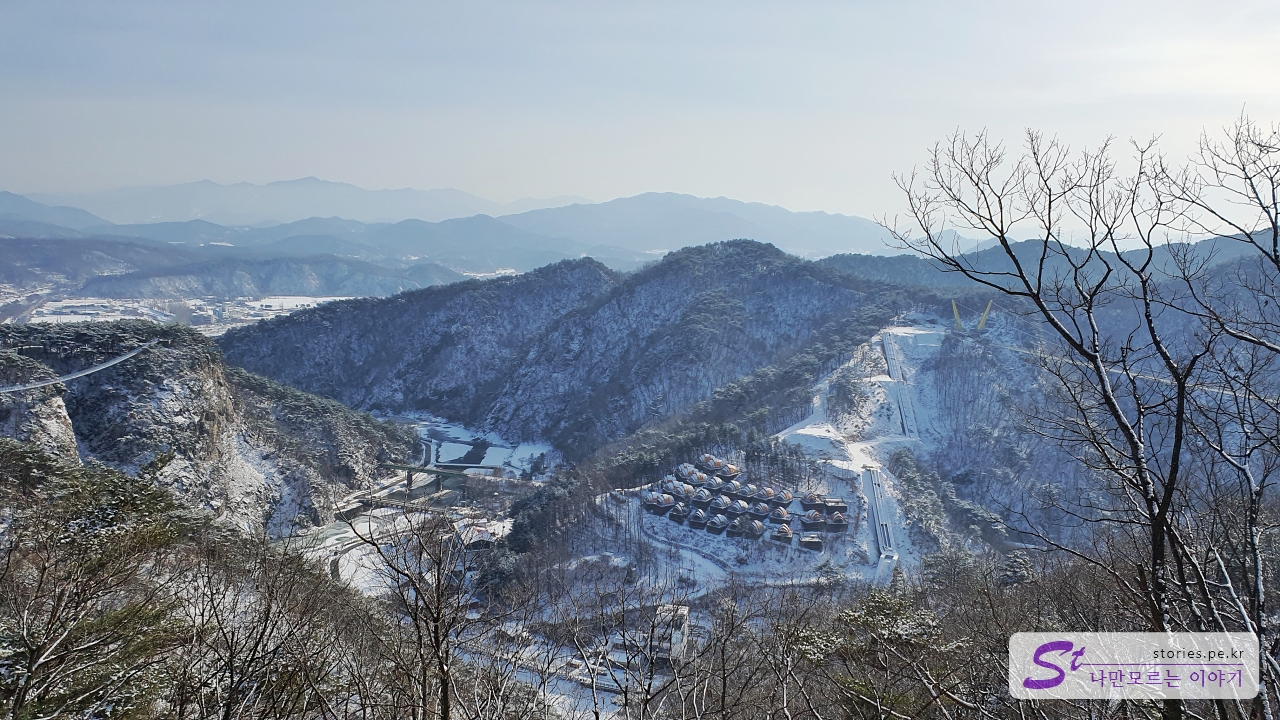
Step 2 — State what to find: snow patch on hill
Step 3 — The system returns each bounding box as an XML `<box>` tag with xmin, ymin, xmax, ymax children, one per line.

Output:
<box><xmin>773</xmin><ymin>320</ymin><xmax>957</xmax><ymax>575</ymax></box>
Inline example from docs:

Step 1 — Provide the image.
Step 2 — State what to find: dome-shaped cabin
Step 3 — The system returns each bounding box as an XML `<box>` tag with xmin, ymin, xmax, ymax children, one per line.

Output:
<box><xmin>800</xmin><ymin>509</ymin><xmax>826</xmax><ymax>529</ymax></box>
<box><xmin>706</xmin><ymin>514</ymin><xmax>730</xmax><ymax>533</ymax></box>
<box><xmin>826</xmin><ymin>511</ymin><xmax>848</xmax><ymax>532</ymax></box>
<box><xmin>716</xmin><ymin>463</ymin><xmax>742</xmax><ymax>480</ymax></box>
<box><xmin>688</xmin><ymin>509</ymin><xmax>709</xmax><ymax>528</ymax></box>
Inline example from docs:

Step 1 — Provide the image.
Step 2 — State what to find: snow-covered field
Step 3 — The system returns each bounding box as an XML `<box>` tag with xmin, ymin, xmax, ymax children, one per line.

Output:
<box><xmin>390</xmin><ymin>411</ymin><xmax>558</xmax><ymax>475</ymax></box>
<box><xmin>21</xmin><ymin>298</ymin><xmax>173</xmax><ymax>324</ymax></box>
<box><xmin>7</xmin><ymin>295</ymin><xmax>354</xmax><ymax>335</ymax></box>
<box><xmin>298</xmin><ymin>411</ymin><xmax>549</xmax><ymax>588</ymax></box>
<box><xmin>246</xmin><ymin>295</ymin><xmax>351</xmax><ymax>311</ymax></box>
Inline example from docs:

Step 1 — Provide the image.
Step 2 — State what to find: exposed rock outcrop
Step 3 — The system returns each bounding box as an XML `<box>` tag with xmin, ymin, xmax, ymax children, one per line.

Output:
<box><xmin>0</xmin><ymin>321</ymin><xmax>418</xmax><ymax>533</ymax></box>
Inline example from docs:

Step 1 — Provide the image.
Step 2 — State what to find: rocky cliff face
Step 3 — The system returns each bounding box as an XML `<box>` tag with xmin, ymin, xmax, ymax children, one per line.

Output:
<box><xmin>219</xmin><ymin>241</ymin><xmax>885</xmax><ymax>458</ymax></box>
<box><xmin>0</xmin><ymin>352</ymin><xmax>78</xmax><ymax>458</ymax></box>
<box><xmin>0</xmin><ymin>321</ymin><xmax>417</xmax><ymax>533</ymax></box>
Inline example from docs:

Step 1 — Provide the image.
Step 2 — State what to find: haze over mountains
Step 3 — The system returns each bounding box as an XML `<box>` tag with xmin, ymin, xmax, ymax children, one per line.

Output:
<box><xmin>0</xmin><ymin>180</ymin><xmax>905</xmax><ymax>301</ymax></box>
<box><xmin>10</xmin><ymin>178</ymin><xmax>898</xmax><ymax>258</ymax></box>
<box><xmin>26</xmin><ymin>178</ymin><xmax>594</xmax><ymax>226</ymax></box>
<box><xmin>6</xmin><ymin>181</ymin><xmax>1262</xmax><ymax>311</ymax></box>
<box><xmin>0</xmin><ymin>191</ymin><xmax>110</xmax><ymax>230</ymax></box>
<box><xmin>499</xmin><ymin>193</ymin><xmax>893</xmax><ymax>258</ymax></box>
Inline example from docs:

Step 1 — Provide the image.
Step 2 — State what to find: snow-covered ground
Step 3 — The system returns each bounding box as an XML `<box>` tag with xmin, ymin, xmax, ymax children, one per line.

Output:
<box><xmin>246</xmin><ymin>295</ymin><xmax>352</xmax><ymax>311</ymax></box>
<box><xmin>295</xmin><ymin>507</ymin><xmax>417</xmax><ymax>594</ymax></box>
<box><xmin>22</xmin><ymin>298</ymin><xmax>173</xmax><ymax>324</ymax></box>
<box><xmin>7</xmin><ymin>295</ymin><xmax>353</xmax><ymax>336</ymax></box>
<box><xmin>319</xmin><ymin>317</ymin><xmax>970</xmax><ymax>594</ymax></box>
<box><xmin>770</xmin><ymin>317</ymin><xmax>955</xmax><ymax>577</ymax></box>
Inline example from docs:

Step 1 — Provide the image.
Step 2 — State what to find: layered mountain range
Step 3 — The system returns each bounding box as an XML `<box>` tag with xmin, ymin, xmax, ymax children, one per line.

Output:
<box><xmin>1</xmin><ymin>185</ymin><xmax>900</xmax><ymax>299</ymax></box>
<box><xmin>23</xmin><ymin>178</ymin><xmax>591</xmax><ymax>226</ymax></box>
<box><xmin>0</xmin><ymin>236</ymin><xmax>466</xmax><ymax>301</ymax></box>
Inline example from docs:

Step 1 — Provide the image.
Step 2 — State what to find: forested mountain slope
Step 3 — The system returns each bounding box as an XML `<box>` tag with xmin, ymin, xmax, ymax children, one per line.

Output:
<box><xmin>219</xmin><ymin>257</ymin><xmax>620</xmax><ymax>424</ymax></box>
<box><xmin>818</xmin><ymin>236</ymin><xmax>1263</xmax><ymax>290</ymax></box>
<box><xmin>219</xmin><ymin>241</ymin><xmax>898</xmax><ymax>458</ymax></box>
<box><xmin>483</xmin><ymin>242</ymin><xmax>877</xmax><ymax>452</ymax></box>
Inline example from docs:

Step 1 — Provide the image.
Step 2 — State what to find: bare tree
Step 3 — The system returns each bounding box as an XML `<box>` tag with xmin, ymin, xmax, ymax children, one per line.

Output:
<box><xmin>348</xmin><ymin>512</ymin><xmax>499</xmax><ymax>720</ymax></box>
<box><xmin>883</xmin><ymin>124</ymin><xmax>1280</xmax><ymax>720</ymax></box>
<box><xmin>162</xmin><ymin>534</ymin><xmax>362</xmax><ymax>720</ymax></box>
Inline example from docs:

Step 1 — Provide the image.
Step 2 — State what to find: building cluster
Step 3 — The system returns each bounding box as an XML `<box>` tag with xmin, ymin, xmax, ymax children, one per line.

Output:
<box><xmin>641</xmin><ymin>453</ymin><xmax>849</xmax><ymax>551</ymax></box>
<box><xmin>16</xmin><ymin>296</ymin><xmax>348</xmax><ymax>336</ymax></box>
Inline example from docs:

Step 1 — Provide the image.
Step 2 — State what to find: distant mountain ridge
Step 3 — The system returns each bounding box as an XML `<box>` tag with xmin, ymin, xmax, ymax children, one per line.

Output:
<box><xmin>0</xmin><ymin>191</ymin><xmax>109</xmax><ymax>230</ymax></box>
<box><xmin>7</xmin><ymin>185</ymin><xmax>901</xmax><ymax>266</ymax></box>
<box><xmin>27</xmin><ymin>178</ymin><xmax>592</xmax><ymax>225</ymax></box>
<box><xmin>75</xmin><ymin>255</ymin><xmax>464</xmax><ymax>299</ymax></box>
<box><xmin>2</xmin><ymin>186</ymin><xmax>944</xmax><ymax>305</ymax></box>
<box><xmin>0</xmin><ymin>235</ymin><xmax>465</xmax><ymax>302</ymax></box>
<box><xmin>73</xmin><ymin>214</ymin><xmax>651</xmax><ymax>274</ymax></box>
<box><xmin>499</xmin><ymin>192</ymin><xmax>896</xmax><ymax>257</ymax></box>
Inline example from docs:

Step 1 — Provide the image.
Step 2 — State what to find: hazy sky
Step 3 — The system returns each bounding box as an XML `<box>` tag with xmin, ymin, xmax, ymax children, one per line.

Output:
<box><xmin>2</xmin><ymin>1</ymin><xmax>1276</xmax><ymax>218</ymax></box>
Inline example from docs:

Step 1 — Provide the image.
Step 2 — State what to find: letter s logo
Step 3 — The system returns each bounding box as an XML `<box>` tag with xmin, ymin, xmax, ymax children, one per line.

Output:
<box><xmin>1023</xmin><ymin>640</ymin><xmax>1074</xmax><ymax>690</ymax></box>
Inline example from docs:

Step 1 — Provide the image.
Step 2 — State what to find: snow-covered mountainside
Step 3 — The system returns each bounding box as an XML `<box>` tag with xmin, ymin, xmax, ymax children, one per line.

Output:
<box><xmin>778</xmin><ymin>313</ymin><xmax>1086</xmax><ymax>559</ymax></box>
<box><xmin>219</xmin><ymin>241</ymin><xmax>901</xmax><ymax>458</ymax></box>
<box><xmin>0</xmin><ymin>321</ymin><xmax>418</xmax><ymax>533</ymax></box>
<box><xmin>219</xmin><ymin>255</ymin><xmax>618</xmax><ymax>431</ymax></box>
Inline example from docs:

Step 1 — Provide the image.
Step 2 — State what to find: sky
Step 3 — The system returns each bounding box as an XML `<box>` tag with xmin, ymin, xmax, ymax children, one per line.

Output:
<box><xmin>1</xmin><ymin>0</ymin><xmax>1277</xmax><ymax>218</ymax></box>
